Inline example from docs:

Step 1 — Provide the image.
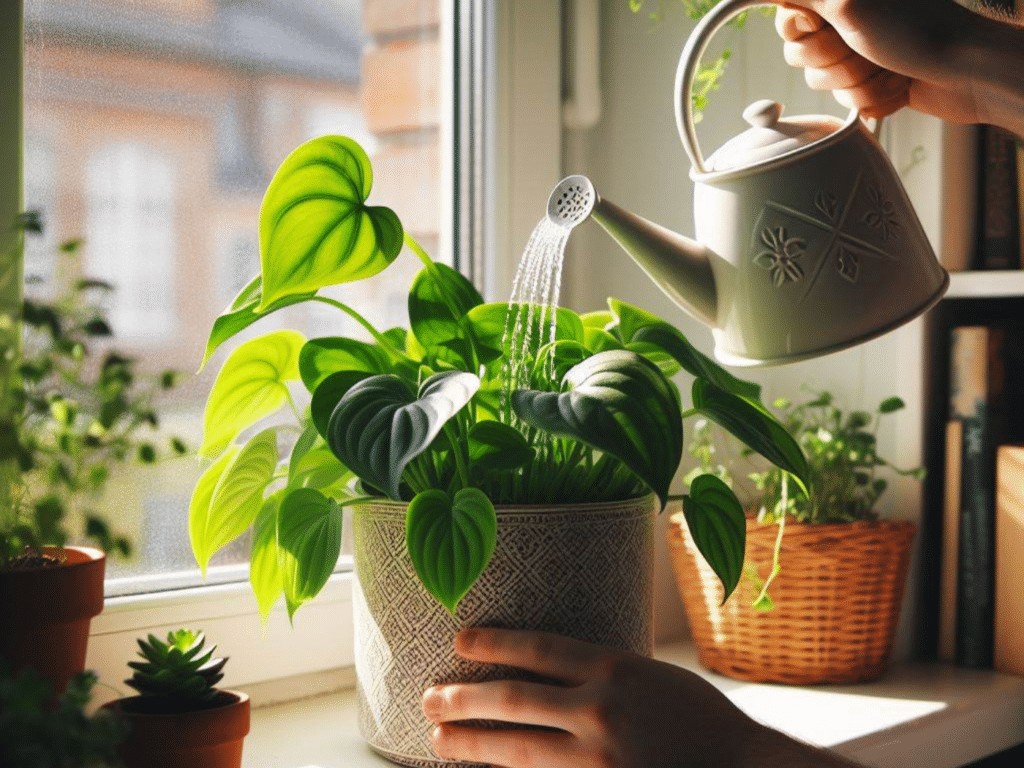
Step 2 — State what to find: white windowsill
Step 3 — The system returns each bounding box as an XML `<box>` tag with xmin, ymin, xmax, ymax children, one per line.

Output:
<box><xmin>240</xmin><ymin>641</ymin><xmax>1024</xmax><ymax>768</ymax></box>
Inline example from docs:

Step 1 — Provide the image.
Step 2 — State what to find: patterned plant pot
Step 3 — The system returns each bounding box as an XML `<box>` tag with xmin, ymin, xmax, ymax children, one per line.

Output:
<box><xmin>353</xmin><ymin>495</ymin><xmax>656</xmax><ymax>768</ymax></box>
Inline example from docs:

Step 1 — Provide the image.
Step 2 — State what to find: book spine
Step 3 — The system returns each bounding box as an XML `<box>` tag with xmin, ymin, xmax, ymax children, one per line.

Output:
<box><xmin>977</xmin><ymin>125</ymin><xmax>1020</xmax><ymax>270</ymax></box>
<box><xmin>939</xmin><ymin>419</ymin><xmax>963</xmax><ymax>662</ymax></box>
<box><xmin>949</xmin><ymin>326</ymin><xmax>1006</xmax><ymax>668</ymax></box>
<box><xmin>994</xmin><ymin>445</ymin><xmax>1024</xmax><ymax>675</ymax></box>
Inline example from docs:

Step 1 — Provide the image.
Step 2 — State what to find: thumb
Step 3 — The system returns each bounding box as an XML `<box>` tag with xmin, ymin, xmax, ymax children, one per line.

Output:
<box><xmin>775</xmin><ymin>4</ymin><xmax>827</xmax><ymax>40</ymax></box>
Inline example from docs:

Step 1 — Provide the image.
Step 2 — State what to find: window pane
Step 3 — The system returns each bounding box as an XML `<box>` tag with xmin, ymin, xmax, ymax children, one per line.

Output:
<box><xmin>23</xmin><ymin>0</ymin><xmax>450</xmax><ymax>595</ymax></box>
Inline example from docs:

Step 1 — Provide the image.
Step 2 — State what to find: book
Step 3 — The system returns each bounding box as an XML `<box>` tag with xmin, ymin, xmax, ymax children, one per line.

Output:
<box><xmin>976</xmin><ymin>126</ymin><xmax>1020</xmax><ymax>270</ymax></box>
<box><xmin>939</xmin><ymin>124</ymin><xmax>978</xmax><ymax>272</ymax></box>
<box><xmin>948</xmin><ymin>325</ymin><xmax>1008</xmax><ymax>668</ymax></box>
<box><xmin>939</xmin><ymin>419</ymin><xmax>963</xmax><ymax>662</ymax></box>
<box><xmin>995</xmin><ymin>444</ymin><xmax>1024</xmax><ymax>675</ymax></box>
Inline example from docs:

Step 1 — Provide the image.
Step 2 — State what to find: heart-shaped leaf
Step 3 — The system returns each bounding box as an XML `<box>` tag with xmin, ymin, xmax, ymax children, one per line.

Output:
<box><xmin>326</xmin><ymin>371</ymin><xmax>480</xmax><ymax>499</ymax></box>
<box><xmin>250</xmin><ymin>494</ymin><xmax>285</xmax><ymax>620</ymax></box>
<box><xmin>310</xmin><ymin>370</ymin><xmax>375</xmax><ymax>439</ymax></box>
<box><xmin>409</xmin><ymin>261</ymin><xmax>484</xmax><ymax>349</ymax></box>
<box><xmin>468</xmin><ymin>420</ymin><xmax>535</xmax><ymax>473</ymax></box>
<box><xmin>464</xmin><ymin>303</ymin><xmax>586</xmax><ymax>371</ymax></box>
<box><xmin>200</xmin><ymin>330</ymin><xmax>304</xmax><ymax>458</ymax></box>
<box><xmin>511</xmin><ymin>349</ymin><xmax>682</xmax><ymax>509</ymax></box>
<box><xmin>692</xmin><ymin>378</ymin><xmax>809</xmax><ymax>492</ymax></box>
<box><xmin>188</xmin><ymin>448</ymin><xmax>236</xmax><ymax>573</ymax></box>
<box><xmin>298</xmin><ymin>337</ymin><xmax>390</xmax><ymax>393</ymax></box>
<box><xmin>190</xmin><ymin>427</ymin><xmax>280</xmax><ymax>571</ymax></box>
<box><xmin>608</xmin><ymin>298</ymin><xmax>760</xmax><ymax>400</ymax></box>
<box><xmin>258</xmin><ymin>135</ymin><xmax>403</xmax><ymax>308</ymax></box>
<box><xmin>406</xmin><ymin>488</ymin><xmax>497</xmax><ymax>615</ymax></box>
<box><xmin>277</xmin><ymin>487</ymin><xmax>343</xmax><ymax>619</ymax></box>
<box><xmin>199</xmin><ymin>275</ymin><xmax>315</xmax><ymax>371</ymax></box>
<box><xmin>682</xmin><ymin>473</ymin><xmax>746</xmax><ymax>602</ymax></box>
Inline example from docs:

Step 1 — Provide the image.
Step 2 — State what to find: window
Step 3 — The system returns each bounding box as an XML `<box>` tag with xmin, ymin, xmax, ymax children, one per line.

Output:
<box><xmin>7</xmin><ymin>0</ymin><xmax>562</xmax><ymax>697</ymax></box>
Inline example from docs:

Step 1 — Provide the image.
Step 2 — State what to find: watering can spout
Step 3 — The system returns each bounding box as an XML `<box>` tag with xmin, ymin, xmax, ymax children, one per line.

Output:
<box><xmin>547</xmin><ymin>175</ymin><xmax>720</xmax><ymax>328</ymax></box>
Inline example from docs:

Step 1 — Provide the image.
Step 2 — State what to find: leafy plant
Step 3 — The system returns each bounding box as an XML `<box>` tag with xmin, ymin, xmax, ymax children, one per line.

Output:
<box><xmin>0</xmin><ymin>665</ymin><xmax>126</xmax><ymax>768</ymax></box>
<box><xmin>125</xmin><ymin>629</ymin><xmax>227</xmax><ymax>708</ymax></box>
<box><xmin>0</xmin><ymin>225</ymin><xmax>187</xmax><ymax>566</ymax></box>
<box><xmin>189</xmin><ymin>135</ymin><xmax>809</xmax><ymax>618</ymax></box>
<box><xmin>748</xmin><ymin>390</ymin><xmax>924</xmax><ymax>524</ymax></box>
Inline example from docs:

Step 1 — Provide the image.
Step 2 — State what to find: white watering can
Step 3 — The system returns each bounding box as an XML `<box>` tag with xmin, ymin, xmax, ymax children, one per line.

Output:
<box><xmin>548</xmin><ymin>0</ymin><xmax>948</xmax><ymax>366</ymax></box>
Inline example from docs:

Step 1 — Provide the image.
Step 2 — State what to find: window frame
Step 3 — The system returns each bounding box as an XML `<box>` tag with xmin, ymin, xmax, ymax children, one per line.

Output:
<box><xmin>3</xmin><ymin>0</ymin><xmax>564</xmax><ymax>703</ymax></box>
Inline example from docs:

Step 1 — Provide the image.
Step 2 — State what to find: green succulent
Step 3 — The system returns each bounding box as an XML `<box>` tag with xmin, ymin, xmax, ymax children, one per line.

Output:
<box><xmin>125</xmin><ymin>629</ymin><xmax>226</xmax><ymax>703</ymax></box>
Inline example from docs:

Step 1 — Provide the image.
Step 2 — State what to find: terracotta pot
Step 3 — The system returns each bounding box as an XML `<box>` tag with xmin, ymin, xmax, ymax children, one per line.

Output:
<box><xmin>102</xmin><ymin>690</ymin><xmax>250</xmax><ymax>768</ymax></box>
<box><xmin>667</xmin><ymin>514</ymin><xmax>917</xmax><ymax>685</ymax></box>
<box><xmin>0</xmin><ymin>546</ymin><xmax>105</xmax><ymax>696</ymax></box>
<box><xmin>353</xmin><ymin>495</ymin><xmax>655</xmax><ymax>768</ymax></box>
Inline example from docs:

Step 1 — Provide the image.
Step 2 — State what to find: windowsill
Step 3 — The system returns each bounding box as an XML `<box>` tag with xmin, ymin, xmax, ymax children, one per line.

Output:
<box><xmin>241</xmin><ymin>641</ymin><xmax>1024</xmax><ymax>768</ymax></box>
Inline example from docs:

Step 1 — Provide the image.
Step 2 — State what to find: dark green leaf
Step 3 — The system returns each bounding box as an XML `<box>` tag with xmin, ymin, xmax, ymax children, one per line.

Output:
<box><xmin>879</xmin><ymin>396</ymin><xmax>905</xmax><ymax>414</ymax></box>
<box><xmin>406</xmin><ymin>488</ymin><xmax>497</xmax><ymax>614</ymax></box>
<box><xmin>298</xmin><ymin>337</ymin><xmax>389</xmax><ymax>393</ymax></box>
<box><xmin>409</xmin><ymin>261</ymin><xmax>484</xmax><ymax>350</ymax></box>
<box><xmin>692</xmin><ymin>378</ymin><xmax>809</xmax><ymax>493</ymax></box>
<box><xmin>468</xmin><ymin>420</ymin><xmax>535</xmax><ymax>472</ymax></box>
<box><xmin>310</xmin><ymin>370</ymin><xmax>374</xmax><ymax>439</ymax></box>
<box><xmin>326</xmin><ymin>371</ymin><xmax>480</xmax><ymax>499</ymax></box>
<box><xmin>512</xmin><ymin>349</ymin><xmax>681</xmax><ymax>509</ymax></box>
<box><xmin>682</xmin><ymin>474</ymin><xmax>746</xmax><ymax>602</ymax></box>
<box><xmin>277</xmin><ymin>488</ymin><xmax>343</xmax><ymax>619</ymax></box>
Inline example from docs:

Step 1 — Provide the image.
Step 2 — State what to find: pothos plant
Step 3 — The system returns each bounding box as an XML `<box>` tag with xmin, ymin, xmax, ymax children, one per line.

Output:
<box><xmin>188</xmin><ymin>135</ymin><xmax>808</xmax><ymax>618</ymax></box>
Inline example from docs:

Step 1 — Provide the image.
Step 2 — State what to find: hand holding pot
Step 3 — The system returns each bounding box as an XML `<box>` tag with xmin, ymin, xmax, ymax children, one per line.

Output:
<box><xmin>773</xmin><ymin>0</ymin><xmax>1024</xmax><ymax>136</ymax></box>
<box><xmin>423</xmin><ymin>628</ymin><xmax>863</xmax><ymax>768</ymax></box>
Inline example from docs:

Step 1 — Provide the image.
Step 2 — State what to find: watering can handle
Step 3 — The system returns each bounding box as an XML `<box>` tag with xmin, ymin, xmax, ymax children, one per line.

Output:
<box><xmin>675</xmin><ymin>0</ymin><xmax>875</xmax><ymax>174</ymax></box>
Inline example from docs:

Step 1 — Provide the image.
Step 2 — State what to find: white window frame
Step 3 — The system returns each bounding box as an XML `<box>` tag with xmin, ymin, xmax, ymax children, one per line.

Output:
<box><xmin>3</xmin><ymin>0</ymin><xmax>563</xmax><ymax>706</ymax></box>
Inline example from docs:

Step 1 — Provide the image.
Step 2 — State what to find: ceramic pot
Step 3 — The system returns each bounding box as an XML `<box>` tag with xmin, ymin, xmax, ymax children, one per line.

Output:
<box><xmin>102</xmin><ymin>690</ymin><xmax>250</xmax><ymax>768</ymax></box>
<box><xmin>667</xmin><ymin>514</ymin><xmax>916</xmax><ymax>684</ymax></box>
<box><xmin>0</xmin><ymin>546</ymin><xmax>105</xmax><ymax>696</ymax></box>
<box><xmin>353</xmin><ymin>495</ymin><xmax>656</xmax><ymax>768</ymax></box>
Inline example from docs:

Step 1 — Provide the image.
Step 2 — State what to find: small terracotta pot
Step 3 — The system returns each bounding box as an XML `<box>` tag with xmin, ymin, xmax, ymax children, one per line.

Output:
<box><xmin>0</xmin><ymin>546</ymin><xmax>105</xmax><ymax>696</ymax></box>
<box><xmin>103</xmin><ymin>690</ymin><xmax>250</xmax><ymax>768</ymax></box>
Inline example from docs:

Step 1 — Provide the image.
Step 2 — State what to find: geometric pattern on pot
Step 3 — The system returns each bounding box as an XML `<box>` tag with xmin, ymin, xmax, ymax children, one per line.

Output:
<box><xmin>353</xmin><ymin>495</ymin><xmax>655</xmax><ymax>768</ymax></box>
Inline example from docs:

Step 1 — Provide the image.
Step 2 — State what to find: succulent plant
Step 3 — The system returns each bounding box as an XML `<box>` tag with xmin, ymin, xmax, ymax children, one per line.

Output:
<box><xmin>125</xmin><ymin>629</ymin><xmax>227</xmax><ymax>704</ymax></box>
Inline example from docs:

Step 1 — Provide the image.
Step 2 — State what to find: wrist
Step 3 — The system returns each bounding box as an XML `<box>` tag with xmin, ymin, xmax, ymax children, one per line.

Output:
<box><xmin>958</xmin><ymin>10</ymin><xmax>1024</xmax><ymax>136</ymax></box>
<box><xmin>735</xmin><ymin>722</ymin><xmax>864</xmax><ymax>768</ymax></box>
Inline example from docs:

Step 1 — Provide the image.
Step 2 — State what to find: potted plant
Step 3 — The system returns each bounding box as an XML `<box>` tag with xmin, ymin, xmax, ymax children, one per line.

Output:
<box><xmin>101</xmin><ymin>628</ymin><xmax>250</xmax><ymax>768</ymax></box>
<box><xmin>0</xmin><ymin>664</ymin><xmax>126</xmax><ymax>767</ymax></box>
<box><xmin>667</xmin><ymin>389</ymin><xmax>922</xmax><ymax>684</ymax></box>
<box><xmin>188</xmin><ymin>135</ymin><xmax>808</xmax><ymax>766</ymax></box>
<box><xmin>0</xmin><ymin>225</ymin><xmax>186</xmax><ymax>697</ymax></box>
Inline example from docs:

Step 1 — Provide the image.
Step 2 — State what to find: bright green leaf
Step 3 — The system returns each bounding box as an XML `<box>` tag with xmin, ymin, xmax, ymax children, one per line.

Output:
<box><xmin>512</xmin><ymin>350</ymin><xmax>682</xmax><ymax>509</ymax></box>
<box><xmin>326</xmin><ymin>371</ymin><xmax>480</xmax><ymax>499</ymax></box>
<box><xmin>188</xmin><ymin>448</ymin><xmax>237</xmax><ymax>574</ymax></box>
<box><xmin>200</xmin><ymin>330</ymin><xmax>305</xmax><ymax>458</ymax></box>
<box><xmin>258</xmin><ymin>135</ymin><xmax>403</xmax><ymax>308</ymax></box>
<box><xmin>406</xmin><ymin>488</ymin><xmax>497</xmax><ymax>615</ymax></box>
<box><xmin>250</xmin><ymin>494</ymin><xmax>285</xmax><ymax>620</ymax></box>
<box><xmin>277</xmin><ymin>488</ymin><xmax>343</xmax><ymax>620</ymax></box>
<box><xmin>191</xmin><ymin>427</ymin><xmax>279</xmax><ymax>571</ymax></box>
<box><xmin>683</xmin><ymin>473</ymin><xmax>746</xmax><ymax>602</ymax></box>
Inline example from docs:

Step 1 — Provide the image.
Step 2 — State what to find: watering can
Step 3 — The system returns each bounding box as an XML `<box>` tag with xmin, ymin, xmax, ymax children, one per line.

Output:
<box><xmin>548</xmin><ymin>0</ymin><xmax>948</xmax><ymax>366</ymax></box>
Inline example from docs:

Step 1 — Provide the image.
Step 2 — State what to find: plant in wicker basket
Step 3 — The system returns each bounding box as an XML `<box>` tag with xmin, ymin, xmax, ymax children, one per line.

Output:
<box><xmin>125</xmin><ymin>629</ymin><xmax>227</xmax><ymax>707</ymax></box>
<box><xmin>669</xmin><ymin>388</ymin><xmax>923</xmax><ymax>685</ymax></box>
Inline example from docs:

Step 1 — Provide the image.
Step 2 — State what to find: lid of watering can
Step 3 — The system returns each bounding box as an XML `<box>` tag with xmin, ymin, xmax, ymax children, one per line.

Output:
<box><xmin>703</xmin><ymin>99</ymin><xmax>842</xmax><ymax>172</ymax></box>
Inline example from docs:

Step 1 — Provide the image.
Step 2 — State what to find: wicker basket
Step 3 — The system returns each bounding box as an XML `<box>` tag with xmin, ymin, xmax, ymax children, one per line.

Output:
<box><xmin>667</xmin><ymin>512</ymin><xmax>916</xmax><ymax>685</ymax></box>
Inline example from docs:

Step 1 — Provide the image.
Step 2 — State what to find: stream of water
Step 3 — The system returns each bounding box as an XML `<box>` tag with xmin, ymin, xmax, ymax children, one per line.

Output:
<box><xmin>500</xmin><ymin>216</ymin><xmax>575</xmax><ymax>420</ymax></box>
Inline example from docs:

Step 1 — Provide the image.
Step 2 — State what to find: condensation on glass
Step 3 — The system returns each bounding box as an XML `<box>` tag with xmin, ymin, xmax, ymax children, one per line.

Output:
<box><xmin>22</xmin><ymin>0</ymin><xmax>449</xmax><ymax>595</ymax></box>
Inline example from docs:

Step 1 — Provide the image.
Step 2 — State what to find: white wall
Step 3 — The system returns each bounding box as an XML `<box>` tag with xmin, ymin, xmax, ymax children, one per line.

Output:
<box><xmin>559</xmin><ymin>0</ymin><xmax>946</xmax><ymax>651</ymax></box>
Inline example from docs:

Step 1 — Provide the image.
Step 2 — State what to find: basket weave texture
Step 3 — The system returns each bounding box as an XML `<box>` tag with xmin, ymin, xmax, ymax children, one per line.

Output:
<box><xmin>667</xmin><ymin>512</ymin><xmax>916</xmax><ymax>685</ymax></box>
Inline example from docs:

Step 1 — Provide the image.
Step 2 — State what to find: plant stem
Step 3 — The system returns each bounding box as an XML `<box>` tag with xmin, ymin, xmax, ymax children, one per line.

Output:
<box><xmin>309</xmin><ymin>296</ymin><xmax>413</xmax><ymax>362</ymax></box>
<box><xmin>443</xmin><ymin>424</ymin><xmax>470</xmax><ymax>489</ymax></box>
<box><xmin>403</xmin><ymin>231</ymin><xmax>434</xmax><ymax>270</ymax></box>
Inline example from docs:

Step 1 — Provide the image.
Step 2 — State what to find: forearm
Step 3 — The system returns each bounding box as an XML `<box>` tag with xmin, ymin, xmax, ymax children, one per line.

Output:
<box><xmin>960</xmin><ymin>9</ymin><xmax>1024</xmax><ymax>138</ymax></box>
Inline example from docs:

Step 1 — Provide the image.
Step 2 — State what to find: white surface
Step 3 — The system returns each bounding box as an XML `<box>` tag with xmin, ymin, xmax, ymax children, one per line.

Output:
<box><xmin>242</xmin><ymin>641</ymin><xmax>1024</xmax><ymax>768</ymax></box>
<box><xmin>946</xmin><ymin>270</ymin><xmax>1024</xmax><ymax>298</ymax></box>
